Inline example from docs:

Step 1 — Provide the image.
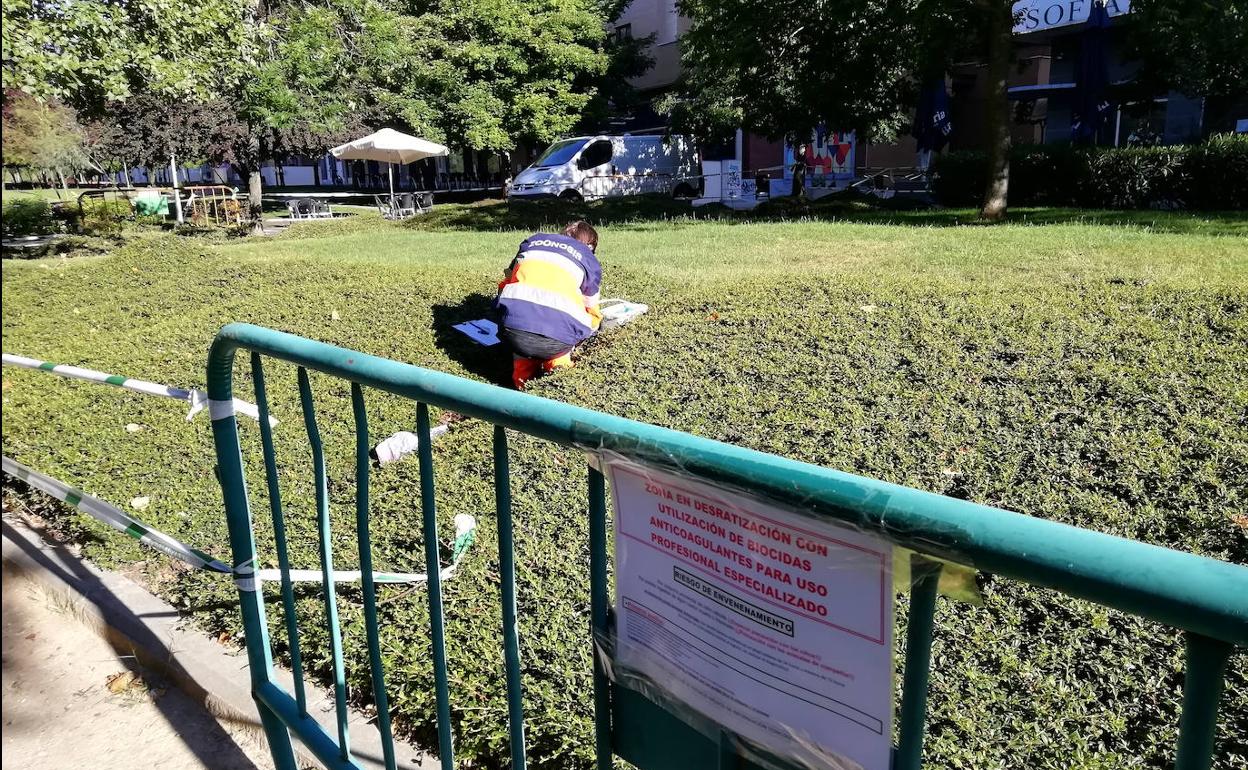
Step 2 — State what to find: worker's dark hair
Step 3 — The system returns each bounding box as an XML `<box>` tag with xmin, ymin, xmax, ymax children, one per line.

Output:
<box><xmin>563</xmin><ymin>220</ymin><xmax>598</xmax><ymax>251</ymax></box>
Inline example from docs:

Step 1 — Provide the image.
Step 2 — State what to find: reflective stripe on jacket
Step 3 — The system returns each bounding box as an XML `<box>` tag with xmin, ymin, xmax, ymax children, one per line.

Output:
<box><xmin>495</xmin><ymin>233</ymin><xmax>602</xmax><ymax>346</ymax></box>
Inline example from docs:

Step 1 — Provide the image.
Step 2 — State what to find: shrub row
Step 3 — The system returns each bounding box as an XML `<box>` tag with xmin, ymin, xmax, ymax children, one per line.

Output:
<box><xmin>1</xmin><ymin>197</ymin><xmax>58</xmax><ymax>237</ymax></box>
<box><xmin>931</xmin><ymin>134</ymin><xmax>1248</xmax><ymax>210</ymax></box>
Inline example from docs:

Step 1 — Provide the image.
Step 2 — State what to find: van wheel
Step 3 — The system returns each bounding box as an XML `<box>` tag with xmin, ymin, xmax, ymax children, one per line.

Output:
<box><xmin>672</xmin><ymin>184</ymin><xmax>696</xmax><ymax>200</ymax></box>
<box><xmin>559</xmin><ymin>190</ymin><xmax>583</xmax><ymax>203</ymax></box>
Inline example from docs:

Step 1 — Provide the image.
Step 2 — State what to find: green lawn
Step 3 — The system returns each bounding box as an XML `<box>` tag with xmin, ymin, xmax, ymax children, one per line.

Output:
<box><xmin>3</xmin><ymin>203</ymin><xmax>1246</xmax><ymax>769</ymax></box>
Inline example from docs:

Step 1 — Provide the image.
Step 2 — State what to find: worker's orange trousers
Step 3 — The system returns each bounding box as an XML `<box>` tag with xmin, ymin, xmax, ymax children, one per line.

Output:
<box><xmin>512</xmin><ymin>353</ymin><xmax>573</xmax><ymax>389</ymax></box>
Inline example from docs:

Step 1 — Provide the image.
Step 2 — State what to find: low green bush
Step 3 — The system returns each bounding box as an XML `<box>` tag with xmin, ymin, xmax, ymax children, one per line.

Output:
<box><xmin>931</xmin><ymin>134</ymin><xmax>1248</xmax><ymax>210</ymax></box>
<box><xmin>2</xmin><ymin>197</ymin><xmax>58</xmax><ymax>237</ymax></box>
<box><xmin>78</xmin><ymin>199</ymin><xmax>133</xmax><ymax>236</ymax></box>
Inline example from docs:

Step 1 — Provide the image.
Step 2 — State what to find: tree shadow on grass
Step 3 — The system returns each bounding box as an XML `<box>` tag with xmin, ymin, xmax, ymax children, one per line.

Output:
<box><xmin>404</xmin><ymin>195</ymin><xmax>1247</xmax><ymax>237</ymax></box>
<box><xmin>430</xmin><ymin>293</ymin><xmax>512</xmax><ymax>387</ymax></box>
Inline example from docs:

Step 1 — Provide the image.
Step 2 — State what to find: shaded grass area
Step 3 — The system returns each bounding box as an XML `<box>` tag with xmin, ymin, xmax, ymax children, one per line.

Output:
<box><xmin>406</xmin><ymin>195</ymin><xmax>1248</xmax><ymax>237</ymax></box>
<box><xmin>2</xmin><ymin>208</ymin><xmax>1247</xmax><ymax>769</ymax></box>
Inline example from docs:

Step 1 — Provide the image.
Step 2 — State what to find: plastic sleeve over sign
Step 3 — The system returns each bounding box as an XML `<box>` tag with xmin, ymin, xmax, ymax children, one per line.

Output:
<box><xmin>588</xmin><ymin>450</ymin><xmax>981</xmax><ymax>770</ymax></box>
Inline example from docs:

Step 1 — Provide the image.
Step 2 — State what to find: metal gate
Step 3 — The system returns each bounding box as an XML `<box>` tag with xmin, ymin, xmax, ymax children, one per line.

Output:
<box><xmin>206</xmin><ymin>323</ymin><xmax>1246</xmax><ymax>770</ymax></box>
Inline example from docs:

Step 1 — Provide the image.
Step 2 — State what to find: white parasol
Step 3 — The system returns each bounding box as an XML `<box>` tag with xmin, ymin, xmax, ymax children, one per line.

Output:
<box><xmin>330</xmin><ymin>128</ymin><xmax>449</xmax><ymax>203</ymax></box>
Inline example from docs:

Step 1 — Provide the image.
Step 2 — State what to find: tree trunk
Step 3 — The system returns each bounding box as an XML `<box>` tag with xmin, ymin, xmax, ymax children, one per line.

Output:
<box><xmin>55</xmin><ymin>167</ymin><xmax>67</xmax><ymax>198</ymax></box>
<box><xmin>249</xmin><ymin>169</ymin><xmax>264</xmax><ymax>234</ymax></box>
<box><xmin>979</xmin><ymin>0</ymin><xmax>1013</xmax><ymax>221</ymax></box>
<box><xmin>245</xmin><ymin>129</ymin><xmax>266</xmax><ymax>234</ymax></box>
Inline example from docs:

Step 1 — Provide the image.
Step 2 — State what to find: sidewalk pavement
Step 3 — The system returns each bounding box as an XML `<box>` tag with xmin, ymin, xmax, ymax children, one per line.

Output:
<box><xmin>2</xmin><ymin>567</ymin><xmax>275</xmax><ymax>770</ymax></box>
<box><xmin>1</xmin><ymin>507</ymin><xmax>432</xmax><ymax>770</ymax></box>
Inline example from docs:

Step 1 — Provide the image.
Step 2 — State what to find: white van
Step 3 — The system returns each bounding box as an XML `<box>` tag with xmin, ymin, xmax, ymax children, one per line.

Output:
<box><xmin>507</xmin><ymin>134</ymin><xmax>700</xmax><ymax>201</ymax></box>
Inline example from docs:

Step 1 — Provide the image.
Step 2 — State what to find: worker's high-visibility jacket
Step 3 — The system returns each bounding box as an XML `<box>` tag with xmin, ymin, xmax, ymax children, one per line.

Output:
<box><xmin>495</xmin><ymin>233</ymin><xmax>602</xmax><ymax>346</ymax></box>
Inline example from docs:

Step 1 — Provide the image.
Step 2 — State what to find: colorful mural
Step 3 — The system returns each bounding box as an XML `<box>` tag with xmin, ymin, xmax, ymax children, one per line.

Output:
<box><xmin>784</xmin><ymin>128</ymin><xmax>857</xmax><ymax>188</ymax></box>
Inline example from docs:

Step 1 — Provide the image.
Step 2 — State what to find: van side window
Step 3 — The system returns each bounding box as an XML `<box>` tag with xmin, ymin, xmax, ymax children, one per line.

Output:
<box><xmin>577</xmin><ymin>140</ymin><xmax>612</xmax><ymax>171</ymax></box>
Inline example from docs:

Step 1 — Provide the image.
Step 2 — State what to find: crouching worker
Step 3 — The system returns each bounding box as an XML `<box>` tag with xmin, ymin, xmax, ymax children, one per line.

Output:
<box><xmin>494</xmin><ymin>221</ymin><xmax>602</xmax><ymax>389</ymax></box>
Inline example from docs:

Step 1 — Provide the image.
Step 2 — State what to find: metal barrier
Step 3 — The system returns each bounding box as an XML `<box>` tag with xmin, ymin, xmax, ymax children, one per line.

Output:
<box><xmin>207</xmin><ymin>322</ymin><xmax>1246</xmax><ymax>770</ymax></box>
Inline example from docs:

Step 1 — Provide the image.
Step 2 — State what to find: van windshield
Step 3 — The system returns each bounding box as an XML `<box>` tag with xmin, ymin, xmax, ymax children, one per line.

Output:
<box><xmin>533</xmin><ymin>139</ymin><xmax>586</xmax><ymax>168</ymax></box>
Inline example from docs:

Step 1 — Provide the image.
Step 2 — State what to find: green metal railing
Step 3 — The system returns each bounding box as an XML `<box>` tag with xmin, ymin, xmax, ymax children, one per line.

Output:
<box><xmin>206</xmin><ymin>323</ymin><xmax>1247</xmax><ymax>770</ymax></box>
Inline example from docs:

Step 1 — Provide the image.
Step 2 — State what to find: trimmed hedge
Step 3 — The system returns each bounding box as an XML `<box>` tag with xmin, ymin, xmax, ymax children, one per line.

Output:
<box><xmin>931</xmin><ymin>134</ymin><xmax>1248</xmax><ymax>210</ymax></box>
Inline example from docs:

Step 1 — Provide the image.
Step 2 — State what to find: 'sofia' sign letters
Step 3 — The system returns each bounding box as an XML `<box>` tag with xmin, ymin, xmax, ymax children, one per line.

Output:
<box><xmin>1012</xmin><ymin>0</ymin><xmax>1130</xmax><ymax>33</ymax></box>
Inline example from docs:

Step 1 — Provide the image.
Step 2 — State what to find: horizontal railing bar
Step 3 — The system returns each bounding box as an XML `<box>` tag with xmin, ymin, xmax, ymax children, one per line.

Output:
<box><xmin>207</xmin><ymin>323</ymin><xmax>1248</xmax><ymax>646</ymax></box>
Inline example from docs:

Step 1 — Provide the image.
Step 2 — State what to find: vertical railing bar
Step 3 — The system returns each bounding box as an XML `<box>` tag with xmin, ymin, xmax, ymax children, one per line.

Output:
<box><xmin>211</xmin><ymin>348</ymin><xmax>299</xmax><ymax>770</ymax></box>
<box><xmin>494</xmin><ymin>426</ymin><xmax>527</xmax><ymax>770</ymax></box>
<box><xmin>895</xmin><ymin>555</ymin><xmax>943</xmax><ymax>770</ymax></box>
<box><xmin>1174</xmin><ymin>632</ymin><xmax>1233</xmax><ymax>770</ymax></box>
<box><xmin>351</xmin><ymin>383</ymin><xmax>397</xmax><ymax>770</ymax></box>
<box><xmin>296</xmin><ymin>366</ymin><xmax>352</xmax><ymax>761</ymax></box>
<box><xmin>417</xmin><ymin>402</ymin><xmax>455</xmax><ymax>770</ymax></box>
<box><xmin>588</xmin><ymin>466</ymin><xmax>612</xmax><ymax>770</ymax></box>
<box><xmin>717</xmin><ymin>730</ymin><xmax>738</xmax><ymax>770</ymax></box>
<box><xmin>251</xmin><ymin>352</ymin><xmax>309</xmax><ymax>717</ymax></box>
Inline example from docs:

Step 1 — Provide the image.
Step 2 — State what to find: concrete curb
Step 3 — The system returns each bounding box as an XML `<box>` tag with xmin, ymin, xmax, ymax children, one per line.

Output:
<box><xmin>2</xmin><ymin>515</ymin><xmax>432</xmax><ymax>770</ymax></box>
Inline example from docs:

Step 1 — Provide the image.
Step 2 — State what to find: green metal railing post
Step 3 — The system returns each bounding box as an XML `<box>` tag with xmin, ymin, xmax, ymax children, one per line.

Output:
<box><xmin>494</xmin><ymin>426</ymin><xmax>527</xmax><ymax>770</ymax></box>
<box><xmin>207</xmin><ymin>347</ymin><xmax>299</xmax><ymax>770</ymax></box>
<box><xmin>1174</xmin><ymin>633</ymin><xmax>1233</xmax><ymax>770</ymax></box>
<box><xmin>717</xmin><ymin>730</ymin><xmax>739</xmax><ymax>770</ymax></box>
<box><xmin>417</xmin><ymin>402</ymin><xmax>455</xmax><ymax>770</ymax></box>
<box><xmin>351</xmin><ymin>384</ymin><xmax>397</xmax><ymax>770</ymax></box>
<box><xmin>297</xmin><ymin>367</ymin><xmax>352</xmax><ymax>761</ymax></box>
<box><xmin>588</xmin><ymin>466</ymin><xmax>612</xmax><ymax>770</ymax></box>
<box><xmin>251</xmin><ymin>353</ymin><xmax>309</xmax><ymax>717</ymax></box>
<box><xmin>895</xmin><ymin>557</ymin><xmax>944</xmax><ymax>770</ymax></box>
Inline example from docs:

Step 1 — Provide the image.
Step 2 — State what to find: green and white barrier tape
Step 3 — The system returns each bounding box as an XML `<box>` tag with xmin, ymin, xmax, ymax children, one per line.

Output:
<box><xmin>241</xmin><ymin>514</ymin><xmax>477</xmax><ymax>588</ymax></box>
<box><xmin>2</xmin><ymin>353</ymin><xmax>276</xmax><ymax>426</ymax></box>
<box><xmin>2</xmin><ymin>456</ymin><xmax>476</xmax><ymax>589</ymax></box>
<box><xmin>3</xmin><ymin>455</ymin><xmax>231</xmax><ymax>573</ymax></box>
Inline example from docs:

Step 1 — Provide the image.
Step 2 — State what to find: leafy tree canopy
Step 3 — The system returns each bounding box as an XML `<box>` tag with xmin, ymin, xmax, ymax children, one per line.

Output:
<box><xmin>662</xmin><ymin>0</ymin><xmax>952</xmax><ymax>143</ymax></box>
<box><xmin>83</xmin><ymin>94</ymin><xmax>247</xmax><ymax>173</ymax></box>
<box><xmin>397</xmin><ymin>0</ymin><xmax>611</xmax><ymax>150</ymax></box>
<box><xmin>1</xmin><ymin>0</ymin><xmax>248</xmax><ymax>113</ymax></box>
<box><xmin>1125</xmin><ymin>0</ymin><xmax>1248</xmax><ymax>99</ymax></box>
<box><xmin>2</xmin><ymin>90</ymin><xmax>90</xmax><ymax>171</ymax></box>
